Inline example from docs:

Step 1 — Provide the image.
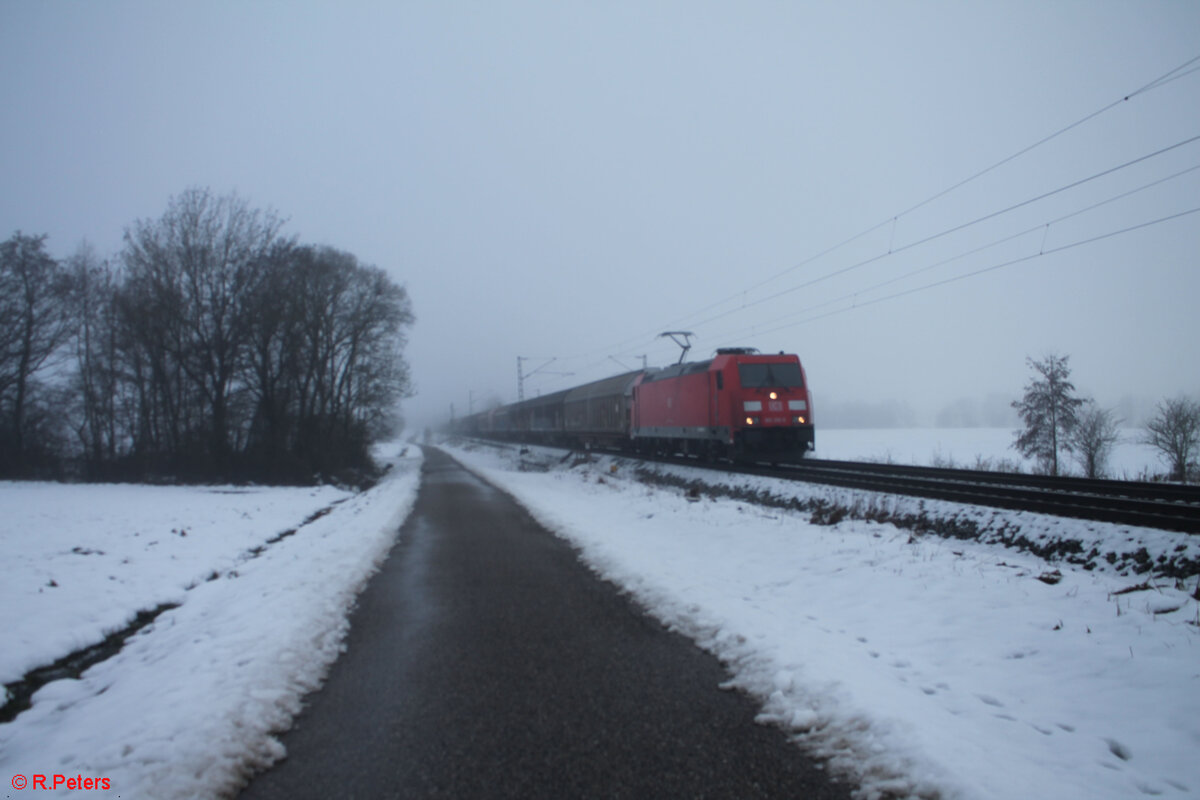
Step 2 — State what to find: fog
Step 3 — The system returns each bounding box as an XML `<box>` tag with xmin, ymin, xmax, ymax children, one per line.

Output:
<box><xmin>3</xmin><ymin>1</ymin><xmax>1198</xmax><ymax>432</ymax></box>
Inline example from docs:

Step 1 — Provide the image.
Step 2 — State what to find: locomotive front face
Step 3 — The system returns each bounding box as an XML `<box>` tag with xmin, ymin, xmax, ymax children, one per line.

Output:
<box><xmin>733</xmin><ymin>360</ymin><xmax>808</xmax><ymax>427</ymax></box>
<box><xmin>723</xmin><ymin>355</ymin><xmax>815</xmax><ymax>458</ymax></box>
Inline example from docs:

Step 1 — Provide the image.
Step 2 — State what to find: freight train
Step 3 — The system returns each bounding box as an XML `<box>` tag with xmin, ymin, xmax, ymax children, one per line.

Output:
<box><xmin>454</xmin><ymin>348</ymin><xmax>814</xmax><ymax>462</ymax></box>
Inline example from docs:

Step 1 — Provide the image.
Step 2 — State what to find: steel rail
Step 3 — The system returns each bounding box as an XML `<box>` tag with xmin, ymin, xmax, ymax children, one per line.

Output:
<box><xmin>761</xmin><ymin>461</ymin><xmax>1200</xmax><ymax>533</ymax></box>
<box><xmin>463</xmin><ymin>437</ymin><xmax>1200</xmax><ymax>533</ymax></box>
<box><xmin>791</xmin><ymin>458</ymin><xmax>1200</xmax><ymax>504</ymax></box>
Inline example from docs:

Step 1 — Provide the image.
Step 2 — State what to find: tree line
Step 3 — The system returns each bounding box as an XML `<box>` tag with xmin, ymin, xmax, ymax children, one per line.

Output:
<box><xmin>1</xmin><ymin>188</ymin><xmax>414</xmax><ymax>484</ymax></box>
<box><xmin>1012</xmin><ymin>353</ymin><xmax>1198</xmax><ymax>481</ymax></box>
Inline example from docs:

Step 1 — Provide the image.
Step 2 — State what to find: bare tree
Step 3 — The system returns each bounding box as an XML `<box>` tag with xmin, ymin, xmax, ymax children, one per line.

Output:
<box><xmin>242</xmin><ymin>240</ymin><xmax>302</xmax><ymax>471</ymax></box>
<box><xmin>281</xmin><ymin>246</ymin><xmax>414</xmax><ymax>477</ymax></box>
<box><xmin>0</xmin><ymin>192</ymin><xmax>414</xmax><ymax>483</ymax></box>
<box><xmin>1069</xmin><ymin>400</ymin><xmax>1121</xmax><ymax>479</ymax></box>
<box><xmin>1142</xmin><ymin>397</ymin><xmax>1200</xmax><ymax>483</ymax></box>
<box><xmin>0</xmin><ymin>232</ymin><xmax>75</xmax><ymax>472</ymax></box>
<box><xmin>1011</xmin><ymin>353</ymin><xmax>1083</xmax><ymax>476</ymax></box>
<box><xmin>67</xmin><ymin>242</ymin><xmax>134</xmax><ymax>472</ymax></box>
<box><xmin>121</xmin><ymin>187</ymin><xmax>288</xmax><ymax>472</ymax></box>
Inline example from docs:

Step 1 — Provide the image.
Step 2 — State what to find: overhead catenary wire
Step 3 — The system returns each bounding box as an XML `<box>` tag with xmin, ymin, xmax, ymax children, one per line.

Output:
<box><xmin>676</xmin><ymin>131</ymin><xmax>1200</xmax><ymax>334</ymax></box>
<box><xmin>550</xmin><ymin>169</ymin><xmax>1199</xmax><ymax>390</ymax></box>
<box><xmin>737</xmin><ymin>204</ymin><xmax>1200</xmax><ymax>340</ymax></box>
<box><xmin>521</xmin><ymin>53</ymin><xmax>1200</xmax><ymax>396</ymax></box>
<box><xmin>1131</xmin><ymin>56</ymin><xmax>1200</xmax><ymax>95</ymax></box>
<box><xmin>534</xmin><ymin>185</ymin><xmax>1200</xmax><ymax>392</ymax></box>
<box><xmin>559</xmin><ymin>52</ymin><xmax>1200</xmax><ymax>365</ymax></box>
<box><xmin>703</xmin><ymin>160</ymin><xmax>1200</xmax><ymax>343</ymax></box>
<box><xmin>740</xmin><ymin>52</ymin><xmax>1200</xmax><ymax>294</ymax></box>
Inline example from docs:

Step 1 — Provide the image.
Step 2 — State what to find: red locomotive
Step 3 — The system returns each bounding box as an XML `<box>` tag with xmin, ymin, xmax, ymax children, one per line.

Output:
<box><xmin>457</xmin><ymin>348</ymin><xmax>814</xmax><ymax>462</ymax></box>
<box><xmin>633</xmin><ymin>348</ymin><xmax>813</xmax><ymax>460</ymax></box>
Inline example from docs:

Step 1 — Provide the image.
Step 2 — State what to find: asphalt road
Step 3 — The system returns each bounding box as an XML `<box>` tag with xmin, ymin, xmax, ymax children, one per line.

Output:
<box><xmin>238</xmin><ymin>448</ymin><xmax>850</xmax><ymax>799</ymax></box>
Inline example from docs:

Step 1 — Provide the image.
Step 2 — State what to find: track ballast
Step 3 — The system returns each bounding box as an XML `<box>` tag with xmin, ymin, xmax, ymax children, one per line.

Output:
<box><xmin>469</xmin><ymin>438</ymin><xmax>1200</xmax><ymax>534</ymax></box>
<box><xmin>745</xmin><ymin>458</ymin><xmax>1200</xmax><ymax>534</ymax></box>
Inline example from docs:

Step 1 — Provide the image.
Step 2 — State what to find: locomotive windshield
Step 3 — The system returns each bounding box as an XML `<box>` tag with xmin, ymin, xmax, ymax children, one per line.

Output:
<box><xmin>738</xmin><ymin>362</ymin><xmax>804</xmax><ymax>388</ymax></box>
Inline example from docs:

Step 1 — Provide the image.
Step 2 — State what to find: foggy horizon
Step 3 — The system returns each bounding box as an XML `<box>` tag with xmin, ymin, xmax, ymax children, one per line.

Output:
<box><xmin>3</xmin><ymin>2</ymin><xmax>1198</xmax><ymax>434</ymax></box>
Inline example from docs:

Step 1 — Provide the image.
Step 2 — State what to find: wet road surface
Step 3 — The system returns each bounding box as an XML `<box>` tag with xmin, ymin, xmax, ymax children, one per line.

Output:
<box><xmin>239</xmin><ymin>448</ymin><xmax>850</xmax><ymax>799</ymax></box>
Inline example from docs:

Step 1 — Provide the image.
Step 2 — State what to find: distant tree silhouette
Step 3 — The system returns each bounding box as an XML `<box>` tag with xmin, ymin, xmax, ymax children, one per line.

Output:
<box><xmin>242</xmin><ymin>244</ymin><xmax>414</xmax><ymax>481</ymax></box>
<box><xmin>1070</xmin><ymin>400</ymin><xmax>1121</xmax><ymax>479</ymax></box>
<box><xmin>0</xmin><ymin>232</ymin><xmax>75</xmax><ymax>474</ymax></box>
<box><xmin>121</xmin><ymin>187</ymin><xmax>289</xmax><ymax>474</ymax></box>
<box><xmin>1142</xmin><ymin>397</ymin><xmax>1200</xmax><ymax>483</ymax></box>
<box><xmin>67</xmin><ymin>242</ymin><xmax>124</xmax><ymax>472</ymax></box>
<box><xmin>1012</xmin><ymin>353</ymin><xmax>1083</xmax><ymax>476</ymax></box>
<box><xmin>2</xmin><ymin>190</ymin><xmax>415</xmax><ymax>484</ymax></box>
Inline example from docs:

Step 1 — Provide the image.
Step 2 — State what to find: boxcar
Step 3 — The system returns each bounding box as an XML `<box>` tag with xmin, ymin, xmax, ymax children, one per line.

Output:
<box><xmin>562</xmin><ymin>370</ymin><xmax>644</xmax><ymax>448</ymax></box>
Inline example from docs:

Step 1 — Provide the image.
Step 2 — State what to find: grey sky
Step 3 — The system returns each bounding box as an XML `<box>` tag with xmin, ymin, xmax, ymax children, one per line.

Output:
<box><xmin>3</xmin><ymin>1</ymin><xmax>1198</xmax><ymax>431</ymax></box>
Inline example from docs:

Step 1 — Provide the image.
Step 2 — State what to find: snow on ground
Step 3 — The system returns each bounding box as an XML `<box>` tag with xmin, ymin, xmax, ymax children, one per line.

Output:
<box><xmin>1</xmin><ymin>481</ymin><xmax>350</xmax><ymax>688</ymax></box>
<box><xmin>2</xmin><ymin>430</ymin><xmax>1194</xmax><ymax>799</ymax></box>
<box><xmin>0</xmin><ymin>443</ymin><xmax>421</xmax><ymax>800</ymax></box>
<box><xmin>443</xmin><ymin>440</ymin><xmax>1200</xmax><ymax>800</ymax></box>
<box><xmin>816</xmin><ymin>427</ymin><xmax>1164</xmax><ymax>479</ymax></box>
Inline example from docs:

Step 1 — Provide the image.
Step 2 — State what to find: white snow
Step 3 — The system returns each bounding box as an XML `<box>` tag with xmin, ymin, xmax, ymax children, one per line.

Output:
<box><xmin>4</xmin><ymin>430</ymin><xmax>1197</xmax><ymax>800</ymax></box>
<box><xmin>815</xmin><ymin>426</ymin><xmax>1164</xmax><ymax>479</ymax></box>
<box><xmin>0</xmin><ymin>444</ymin><xmax>422</xmax><ymax>799</ymax></box>
<box><xmin>442</xmin><ymin>439</ymin><xmax>1200</xmax><ymax>800</ymax></box>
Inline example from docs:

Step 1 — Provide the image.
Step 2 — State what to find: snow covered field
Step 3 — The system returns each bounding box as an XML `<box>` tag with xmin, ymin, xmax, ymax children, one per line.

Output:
<box><xmin>0</xmin><ymin>444</ymin><xmax>422</xmax><ymax>799</ymax></box>
<box><xmin>815</xmin><ymin>427</ymin><xmax>1165</xmax><ymax>479</ymax></box>
<box><xmin>443</xmin><ymin>440</ymin><xmax>1200</xmax><ymax>800</ymax></box>
<box><xmin>3</xmin><ymin>430</ymin><xmax>1196</xmax><ymax>800</ymax></box>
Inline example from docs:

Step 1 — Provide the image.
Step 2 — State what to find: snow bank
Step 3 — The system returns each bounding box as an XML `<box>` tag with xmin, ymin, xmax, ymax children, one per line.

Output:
<box><xmin>0</xmin><ymin>444</ymin><xmax>422</xmax><ymax>799</ymax></box>
<box><xmin>445</xmin><ymin>440</ymin><xmax>1200</xmax><ymax>800</ymax></box>
<box><xmin>1</xmin><ymin>481</ymin><xmax>351</xmax><ymax>686</ymax></box>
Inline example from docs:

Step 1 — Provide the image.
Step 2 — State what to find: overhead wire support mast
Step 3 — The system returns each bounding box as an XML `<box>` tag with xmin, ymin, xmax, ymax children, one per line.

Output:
<box><xmin>516</xmin><ymin>356</ymin><xmax>573</xmax><ymax>401</ymax></box>
<box><xmin>608</xmin><ymin>355</ymin><xmax>647</xmax><ymax>372</ymax></box>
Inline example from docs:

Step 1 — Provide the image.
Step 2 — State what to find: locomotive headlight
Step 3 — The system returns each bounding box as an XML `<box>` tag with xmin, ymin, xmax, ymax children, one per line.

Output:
<box><xmin>743</xmin><ymin>401</ymin><xmax>762</xmax><ymax>412</ymax></box>
<box><xmin>745</xmin><ymin>416</ymin><xmax>755</xmax><ymax>425</ymax></box>
<box><xmin>769</xmin><ymin>391</ymin><xmax>778</xmax><ymax>400</ymax></box>
<box><xmin>795</xmin><ymin>416</ymin><xmax>806</xmax><ymax>424</ymax></box>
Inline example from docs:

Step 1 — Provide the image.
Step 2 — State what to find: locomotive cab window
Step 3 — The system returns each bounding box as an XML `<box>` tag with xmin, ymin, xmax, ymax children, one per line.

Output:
<box><xmin>738</xmin><ymin>363</ymin><xmax>804</xmax><ymax>388</ymax></box>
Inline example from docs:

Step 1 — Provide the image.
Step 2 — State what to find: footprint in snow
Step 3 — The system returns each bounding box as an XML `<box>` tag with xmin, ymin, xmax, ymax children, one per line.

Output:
<box><xmin>977</xmin><ymin>694</ymin><xmax>1004</xmax><ymax>708</ymax></box>
<box><xmin>1004</xmin><ymin>649</ymin><xmax>1039</xmax><ymax>660</ymax></box>
<box><xmin>1104</xmin><ymin>738</ymin><xmax>1132</xmax><ymax>761</ymax></box>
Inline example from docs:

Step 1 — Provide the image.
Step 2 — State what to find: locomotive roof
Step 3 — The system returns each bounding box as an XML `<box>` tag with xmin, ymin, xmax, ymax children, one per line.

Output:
<box><xmin>639</xmin><ymin>352</ymin><xmax>799</xmax><ymax>384</ymax></box>
<box><xmin>640</xmin><ymin>359</ymin><xmax>713</xmax><ymax>383</ymax></box>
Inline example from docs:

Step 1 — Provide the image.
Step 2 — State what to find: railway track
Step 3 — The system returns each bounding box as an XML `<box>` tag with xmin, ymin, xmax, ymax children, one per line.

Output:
<box><xmin>460</xmin><ymin>437</ymin><xmax>1200</xmax><ymax>533</ymax></box>
<box><xmin>672</xmin><ymin>456</ymin><xmax>1200</xmax><ymax>534</ymax></box>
